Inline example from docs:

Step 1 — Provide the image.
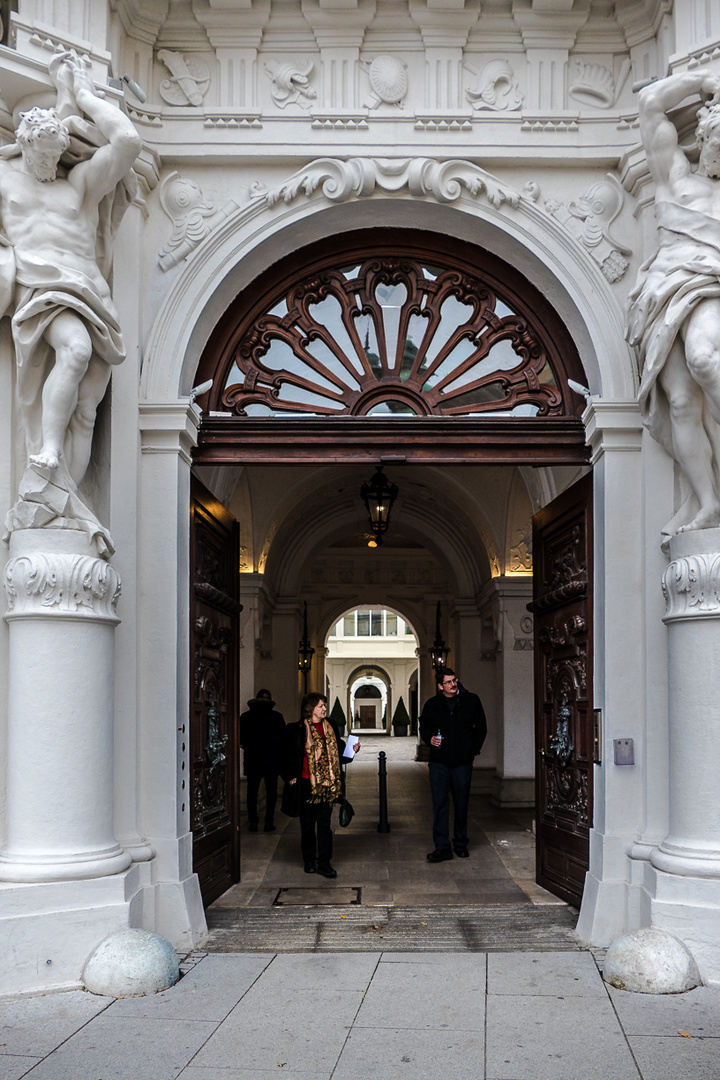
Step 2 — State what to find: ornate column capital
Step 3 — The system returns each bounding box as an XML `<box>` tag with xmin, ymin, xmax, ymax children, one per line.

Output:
<box><xmin>4</xmin><ymin>550</ymin><xmax>121</xmax><ymax>623</ymax></box>
<box><xmin>663</xmin><ymin>529</ymin><xmax>720</xmax><ymax>623</ymax></box>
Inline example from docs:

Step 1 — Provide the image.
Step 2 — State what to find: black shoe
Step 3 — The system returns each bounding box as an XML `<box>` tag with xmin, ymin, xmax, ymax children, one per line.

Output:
<box><xmin>454</xmin><ymin>847</ymin><xmax>469</xmax><ymax>858</ymax></box>
<box><xmin>304</xmin><ymin>863</ymin><xmax>316</xmax><ymax>874</ymax></box>
<box><xmin>248</xmin><ymin>821</ymin><xmax>259</xmax><ymax>833</ymax></box>
<box><xmin>427</xmin><ymin>849</ymin><xmax>453</xmax><ymax>863</ymax></box>
<box><xmin>317</xmin><ymin>862</ymin><xmax>338</xmax><ymax>878</ymax></box>
<box><xmin>264</xmin><ymin>822</ymin><xmax>276</xmax><ymax>832</ymax></box>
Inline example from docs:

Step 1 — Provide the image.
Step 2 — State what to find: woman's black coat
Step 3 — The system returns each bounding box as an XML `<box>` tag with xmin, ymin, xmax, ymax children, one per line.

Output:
<box><xmin>280</xmin><ymin>718</ymin><xmax>347</xmax><ymax>817</ymax></box>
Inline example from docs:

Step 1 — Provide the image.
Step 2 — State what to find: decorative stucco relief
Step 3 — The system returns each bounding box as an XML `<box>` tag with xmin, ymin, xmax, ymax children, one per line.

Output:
<box><xmin>569</xmin><ymin>60</ymin><xmax>630</xmax><ymax>109</ymax></box>
<box><xmin>158</xmin><ymin>50</ymin><xmax>211</xmax><ymax>107</ymax></box>
<box><xmin>663</xmin><ymin>553</ymin><xmax>720</xmax><ymax>621</ymax></box>
<box><xmin>509</xmin><ymin>527</ymin><xmax>532</xmax><ymax>574</ymax></box>
<box><xmin>265</xmin><ymin>60</ymin><xmax>317</xmax><ymax>109</ymax></box>
<box><xmin>465</xmin><ymin>59</ymin><xmax>522</xmax><ymax>113</ymax></box>
<box><xmin>362</xmin><ymin>55</ymin><xmax>408</xmax><ymax>109</ymax></box>
<box><xmin>543</xmin><ymin>174</ymin><xmax>631</xmax><ymax>283</ymax></box>
<box><xmin>158</xmin><ymin>171</ymin><xmax>238</xmax><ymax>271</ymax></box>
<box><xmin>253</xmin><ymin>157</ymin><xmax>521</xmax><ymax>210</ymax></box>
<box><xmin>4</xmin><ymin>552</ymin><xmax>121</xmax><ymax>620</ymax></box>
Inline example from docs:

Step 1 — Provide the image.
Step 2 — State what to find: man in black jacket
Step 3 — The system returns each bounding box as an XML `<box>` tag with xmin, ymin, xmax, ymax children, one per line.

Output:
<box><xmin>419</xmin><ymin>666</ymin><xmax>487</xmax><ymax>861</ymax></box>
<box><xmin>239</xmin><ymin>689</ymin><xmax>286</xmax><ymax>832</ymax></box>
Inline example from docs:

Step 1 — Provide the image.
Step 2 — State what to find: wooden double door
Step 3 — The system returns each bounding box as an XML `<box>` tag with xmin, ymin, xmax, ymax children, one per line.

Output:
<box><xmin>530</xmin><ymin>475</ymin><xmax>593</xmax><ymax>907</ymax></box>
<box><xmin>190</xmin><ymin>480</ymin><xmax>242</xmax><ymax>906</ymax></box>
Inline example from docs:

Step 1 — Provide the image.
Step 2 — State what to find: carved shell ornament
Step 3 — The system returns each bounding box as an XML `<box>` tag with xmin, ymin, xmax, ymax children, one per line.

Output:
<box><xmin>364</xmin><ymin>55</ymin><xmax>408</xmax><ymax>109</ymax></box>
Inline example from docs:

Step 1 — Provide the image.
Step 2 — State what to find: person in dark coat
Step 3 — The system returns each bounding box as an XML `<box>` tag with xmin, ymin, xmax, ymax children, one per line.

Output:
<box><xmin>419</xmin><ymin>666</ymin><xmax>487</xmax><ymax>861</ymax></box>
<box><xmin>281</xmin><ymin>691</ymin><xmax>360</xmax><ymax>877</ymax></box>
<box><xmin>239</xmin><ymin>689</ymin><xmax>286</xmax><ymax>832</ymax></box>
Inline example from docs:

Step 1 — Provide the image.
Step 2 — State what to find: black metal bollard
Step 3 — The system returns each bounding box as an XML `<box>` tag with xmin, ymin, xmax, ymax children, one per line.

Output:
<box><xmin>377</xmin><ymin>750</ymin><xmax>390</xmax><ymax>833</ymax></box>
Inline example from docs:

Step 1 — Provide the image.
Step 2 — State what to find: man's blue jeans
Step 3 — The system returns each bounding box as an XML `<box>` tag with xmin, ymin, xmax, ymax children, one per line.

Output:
<box><xmin>428</xmin><ymin>762</ymin><xmax>473</xmax><ymax>851</ymax></box>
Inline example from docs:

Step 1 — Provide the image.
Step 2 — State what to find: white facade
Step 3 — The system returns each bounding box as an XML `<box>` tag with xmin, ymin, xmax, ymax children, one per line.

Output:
<box><xmin>1</xmin><ymin>0</ymin><xmax>720</xmax><ymax>995</ymax></box>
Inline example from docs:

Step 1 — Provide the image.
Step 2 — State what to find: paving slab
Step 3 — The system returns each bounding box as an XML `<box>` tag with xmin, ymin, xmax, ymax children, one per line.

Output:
<box><xmin>0</xmin><ymin>990</ymin><xmax>112</xmax><ymax>1056</ymax></box>
<box><xmin>488</xmin><ymin>951</ymin><xmax>606</xmax><ymax>998</ymax></box>
<box><xmin>353</xmin><ymin>957</ymin><xmax>485</xmax><ymax>1028</ymax></box>
<box><xmin>23</xmin><ymin>1015</ymin><xmax>218</xmax><ymax>1080</ymax></box>
<box><xmin>332</xmin><ymin>1025</ymin><xmax>484</xmax><ymax>1080</ymax></box>
<box><xmin>178</xmin><ymin>1070</ymin><xmax>323</xmax><ymax>1080</ymax></box>
<box><xmin>249</xmin><ymin>952</ymin><xmax>380</xmax><ymax>991</ymax></box>
<box><xmin>106</xmin><ymin>954</ymin><xmax>272</xmax><ymax>1021</ymax></box>
<box><xmin>628</xmin><ymin>1035</ymin><xmax>720</xmax><ymax>1080</ymax></box>
<box><xmin>607</xmin><ymin>984</ymin><xmax>720</xmax><ymax>1037</ymax></box>
<box><xmin>486</xmin><ymin>994</ymin><xmax>640</xmax><ymax>1080</ymax></box>
<box><xmin>0</xmin><ymin>1057</ymin><xmax>43</xmax><ymax>1080</ymax></box>
<box><xmin>190</xmin><ymin>987</ymin><xmax>363</xmax><ymax>1073</ymax></box>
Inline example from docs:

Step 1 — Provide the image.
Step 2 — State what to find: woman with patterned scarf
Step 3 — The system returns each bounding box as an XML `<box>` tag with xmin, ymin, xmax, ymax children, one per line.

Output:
<box><xmin>281</xmin><ymin>692</ymin><xmax>360</xmax><ymax>877</ymax></box>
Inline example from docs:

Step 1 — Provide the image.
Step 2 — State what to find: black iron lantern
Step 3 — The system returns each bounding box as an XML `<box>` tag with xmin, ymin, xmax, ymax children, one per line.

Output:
<box><xmin>360</xmin><ymin>465</ymin><xmax>398</xmax><ymax>548</ymax></box>
<box><xmin>298</xmin><ymin>601</ymin><xmax>314</xmax><ymax>689</ymax></box>
<box><xmin>430</xmin><ymin>601</ymin><xmax>450</xmax><ymax>670</ymax></box>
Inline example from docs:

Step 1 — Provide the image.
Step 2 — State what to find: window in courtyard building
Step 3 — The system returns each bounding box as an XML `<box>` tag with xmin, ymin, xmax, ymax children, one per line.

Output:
<box><xmin>331</xmin><ymin>609</ymin><xmax>409</xmax><ymax>638</ymax></box>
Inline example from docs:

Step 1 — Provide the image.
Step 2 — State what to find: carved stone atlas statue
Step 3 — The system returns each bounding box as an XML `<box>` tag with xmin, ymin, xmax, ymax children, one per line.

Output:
<box><xmin>627</xmin><ymin>69</ymin><xmax>720</xmax><ymax>539</ymax></box>
<box><xmin>0</xmin><ymin>50</ymin><xmax>141</xmax><ymax>557</ymax></box>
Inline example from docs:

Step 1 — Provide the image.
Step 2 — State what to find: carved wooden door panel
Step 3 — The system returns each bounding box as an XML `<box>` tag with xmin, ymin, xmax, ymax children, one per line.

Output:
<box><xmin>529</xmin><ymin>474</ymin><xmax>593</xmax><ymax>907</ymax></box>
<box><xmin>190</xmin><ymin>479</ymin><xmax>241</xmax><ymax>906</ymax></box>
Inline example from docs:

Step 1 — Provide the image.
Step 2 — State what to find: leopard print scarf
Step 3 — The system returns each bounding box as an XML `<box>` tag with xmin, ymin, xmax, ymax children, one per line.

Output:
<box><xmin>304</xmin><ymin>718</ymin><xmax>343</xmax><ymax>805</ymax></box>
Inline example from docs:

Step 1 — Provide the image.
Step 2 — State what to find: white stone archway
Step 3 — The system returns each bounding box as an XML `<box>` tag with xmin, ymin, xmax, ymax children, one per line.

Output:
<box><xmin>136</xmin><ymin>184</ymin><xmax>648</xmax><ymax>966</ymax></box>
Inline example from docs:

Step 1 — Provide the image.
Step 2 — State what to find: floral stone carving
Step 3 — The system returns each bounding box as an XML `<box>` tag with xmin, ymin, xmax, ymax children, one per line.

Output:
<box><xmin>4</xmin><ymin>550</ymin><xmax>121</xmax><ymax>620</ymax></box>
<box><xmin>662</xmin><ymin>551</ymin><xmax>720</xmax><ymax>620</ymax></box>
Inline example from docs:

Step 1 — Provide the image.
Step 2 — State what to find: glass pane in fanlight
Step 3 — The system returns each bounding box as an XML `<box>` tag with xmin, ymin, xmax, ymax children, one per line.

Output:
<box><xmin>261</xmin><ymin>338</ymin><xmax>338</xmax><ymax>395</ymax></box>
<box><xmin>371</xmin><ymin>611</ymin><xmax>383</xmax><ymax>635</ymax></box>
<box><xmin>343</xmin><ymin>614</ymin><xmax>355</xmax><ymax>635</ymax></box>
<box><xmin>340</xmin><ymin>264</ymin><xmax>362</xmax><ymax>280</ymax></box>
<box><xmin>357</xmin><ymin>611</ymin><xmax>370</xmax><ymax>636</ymax></box>
<box><xmin>355</xmin><ymin>311</ymin><xmax>382</xmax><ymax>373</ymax></box>
<box><xmin>307</xmin><ymin>294</ymin><xmax>366</xmax><ymax>377</ymax></box>
<box><xmin>440</xmin><ymin>382</ymin><xmax>507</xmax><ymax>410</ymax></box>
<box><xmin>225</xmin><ymin>361</ymin><xmax>242</xmax><ymax>388</ymax></box>
<box><xmin>420</xmin><ymin>294</ymin><xmax>475</xmax><ymax>370</ymax></box>
<box><xmin>243</xmin><ymin>403</ymin><xmax>274</xmax><ymax>416</ymax></box>
<box><xmin>399</xmin><ymin>313</ymin><xmax>429</xmax><ymax>380</ymax></box>
<box><xmin>386</xmin><ymin>613</ymin><xmax>398</xmax><ymax>635</ymax></box>
<box><xmin>538</xmin><ymin>359</ymin><xmax>557</xmax><ymax>387</ymax></box>
<box><xmin>421</xmin><ymin>264</ymin><xmax>442</xmax><ymax>280</ymax></box>
<box><xmin>366</xmin><ymin>401</ymin><xmax>417</xmax><ymax>415</ymax></box>
<box><xmin>422</xmin><ymin>338</ymin><xmax>476</xmax><ymax>387</ymax></box>
<box><xmin>306</xmin><ymin>336</ymin><xmax>362</xmax><ymax>390</ymax></box>
<box><xmin>276</xmin><ymin>380</ymin><xmax>345</xmax><ymax>411</ymax></box>
<box><xmin>376</xmin><ymin>282</ymin><xmax>407</xmax><ymax>369</ymax></box>
<box><xmin>269</xmin><ymin>298</ymin><xmax>288</xmax><ymax>318</ymax></box>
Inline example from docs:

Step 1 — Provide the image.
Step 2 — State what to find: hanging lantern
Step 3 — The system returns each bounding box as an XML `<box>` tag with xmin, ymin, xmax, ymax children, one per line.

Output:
<box><xmin>298</xmin><ymin>601</ymin><xmax>314</xmax><ymax>687</ymax></box>
<box><xmin>360</xmin><ymin>465</ymin><xmax>398</xmax><ymax>548</ymax></box>
<box><xmin>430</xmin><ymin>601</ymin><xmax>450</xmax><ymax>669</ymax></box>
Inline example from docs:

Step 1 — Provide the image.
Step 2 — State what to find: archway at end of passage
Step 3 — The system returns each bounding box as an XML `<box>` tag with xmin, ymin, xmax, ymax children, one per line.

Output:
<box><xmin>325</xmin><ymin>606</ymin><xmax>420</xmax><ymax>736</ymax></box>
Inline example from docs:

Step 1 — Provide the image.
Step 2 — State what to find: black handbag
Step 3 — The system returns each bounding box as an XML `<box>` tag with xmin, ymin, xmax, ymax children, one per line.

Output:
<box><xmin>281</xmin><ymin>781</ymin><xmax>300</xmax><ymax>818</ymax></box>
<box><xmin>338</xmin><ymin>796</ymin><xmax>354</xmax><ymax>828</ymax></box>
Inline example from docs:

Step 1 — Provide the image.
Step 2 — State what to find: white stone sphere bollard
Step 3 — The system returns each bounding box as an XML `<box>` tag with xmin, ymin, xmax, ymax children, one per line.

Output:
<box><xmin>603</xmin><ymin>928</ymin><xmax>700</xmax><ymax>994</ymax></box>
<box><xmin>83</xmin><ymin>929</ymin><xmax>180</xmax><ymax>997</ymax></box>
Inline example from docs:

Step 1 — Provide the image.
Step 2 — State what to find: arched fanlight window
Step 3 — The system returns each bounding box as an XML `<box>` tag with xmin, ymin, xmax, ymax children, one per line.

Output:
<box><xmin>199</xmin><ymin>230</ymin><xmax>586</xmax><ymax>424</ymax></box>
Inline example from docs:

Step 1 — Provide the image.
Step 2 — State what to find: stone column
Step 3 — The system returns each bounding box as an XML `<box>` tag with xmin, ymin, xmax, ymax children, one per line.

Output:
<box><xmin>652</xmin><ymin>528</ymin><xmax>720</xmax><ymax>879</ymax></box>
<box><xmin>0</xmin><ymin>529</ymin><xmax>130</xmax><ymax>882</ymax></box>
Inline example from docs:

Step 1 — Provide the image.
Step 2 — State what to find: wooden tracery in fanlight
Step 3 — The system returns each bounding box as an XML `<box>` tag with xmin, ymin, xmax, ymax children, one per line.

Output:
<box><xmin>194</xmin><ymin>231</ymin><xmax>590</xmax><ymax>464</ymax></box>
